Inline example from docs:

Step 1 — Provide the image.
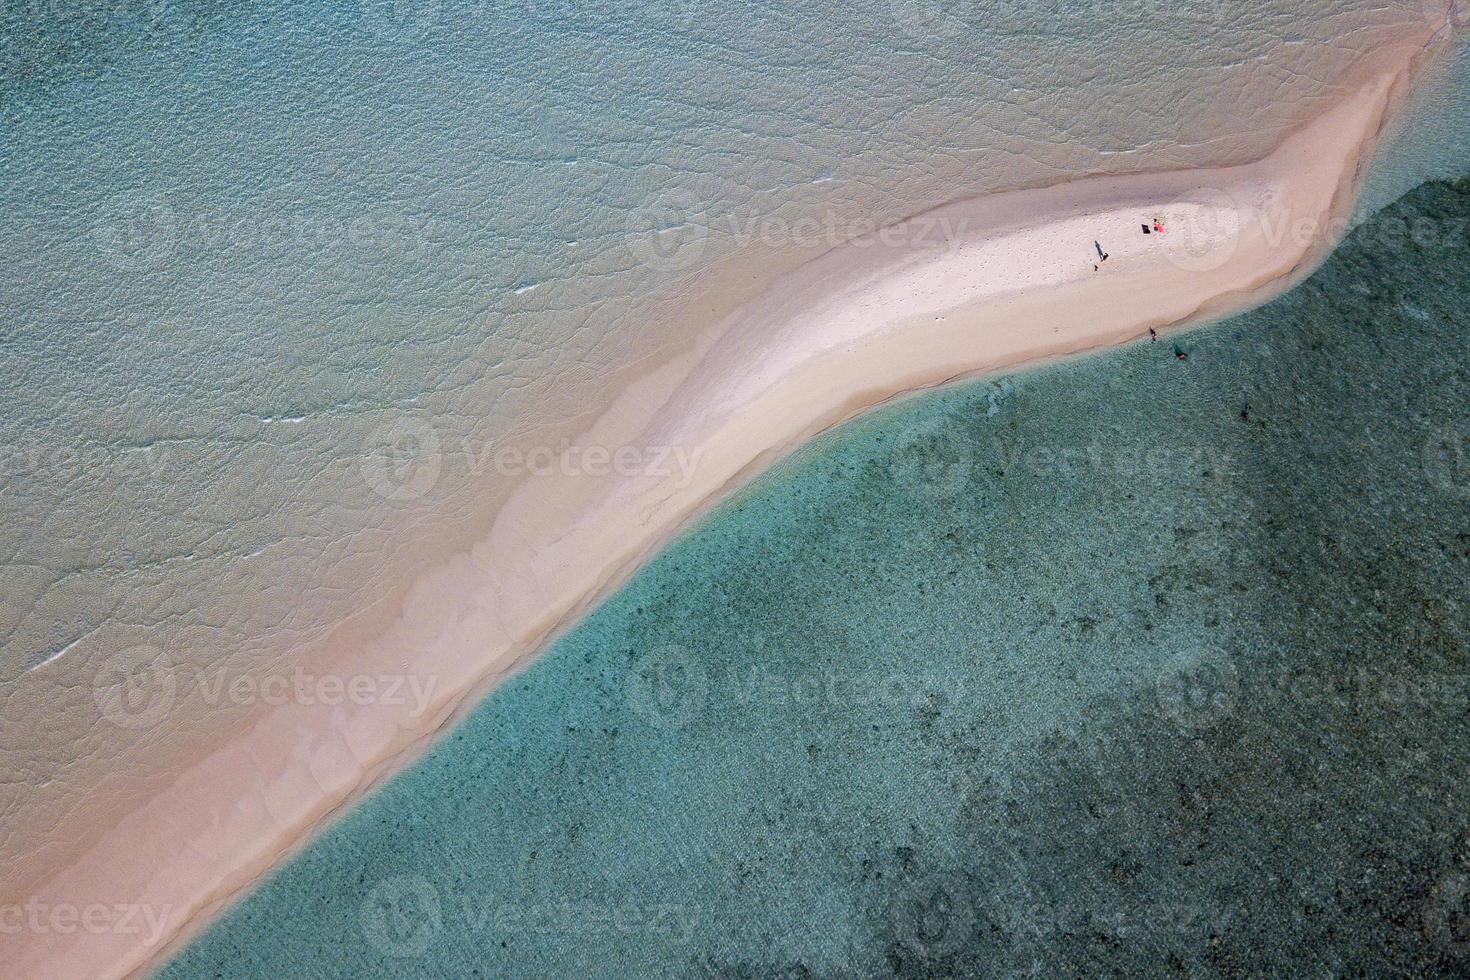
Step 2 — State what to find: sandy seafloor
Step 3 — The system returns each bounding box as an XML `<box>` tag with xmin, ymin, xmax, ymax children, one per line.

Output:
<box><xmin>156</xmin><ymin>176</ymin><xmax>1470</xmax><ymax>977</ymax></box>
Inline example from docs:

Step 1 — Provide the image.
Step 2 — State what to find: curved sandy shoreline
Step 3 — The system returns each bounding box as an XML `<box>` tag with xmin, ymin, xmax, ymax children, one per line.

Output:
<box><xmin>7</xmin><ymin>23</ymin><xmax>1453</xmax><ymax>979</ymax></box>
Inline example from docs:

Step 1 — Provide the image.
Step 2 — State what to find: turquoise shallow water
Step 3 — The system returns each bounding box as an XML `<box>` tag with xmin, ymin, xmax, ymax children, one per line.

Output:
<box><xmin>159</xmin><ymin>178</ymin><xmax>1470</xmax><ymax>976</ymax></box>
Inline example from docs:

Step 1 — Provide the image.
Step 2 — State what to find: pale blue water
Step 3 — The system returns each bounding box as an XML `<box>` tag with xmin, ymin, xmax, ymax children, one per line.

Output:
<box><xmin>158</xmin><ymin>176</ymin><xmax>1470</xmax><ymax>977</ymax></box>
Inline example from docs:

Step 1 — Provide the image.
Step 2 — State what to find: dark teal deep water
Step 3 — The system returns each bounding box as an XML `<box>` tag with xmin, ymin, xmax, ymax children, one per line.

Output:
<box><xmin>162</xmin><ymin>179</ymin><xmax>1470</xmax><ymax>978</ymax></box>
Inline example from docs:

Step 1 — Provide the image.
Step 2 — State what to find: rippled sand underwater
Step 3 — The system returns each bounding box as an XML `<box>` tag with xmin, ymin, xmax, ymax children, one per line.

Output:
<box><xmin>154</xmin><ymin>177</ymin><xmax>1470</xmax><ymax>977</ymax></box>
